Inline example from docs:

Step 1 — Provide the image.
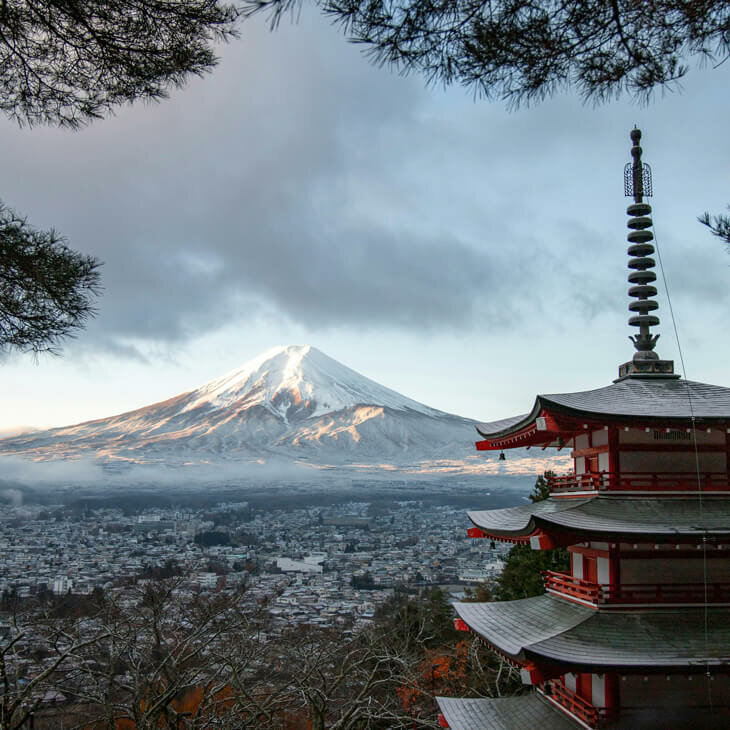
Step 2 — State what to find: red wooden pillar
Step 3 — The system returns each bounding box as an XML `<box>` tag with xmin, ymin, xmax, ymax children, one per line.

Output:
<box><xmin>607</xmin><ymin>426</ymin><xmax>619</xmax><ymax>478</ymax></box>
<box><xmin>604</xmin><ymin>673</ymin><xmax>619</xmax><ymax>716</ymax></box>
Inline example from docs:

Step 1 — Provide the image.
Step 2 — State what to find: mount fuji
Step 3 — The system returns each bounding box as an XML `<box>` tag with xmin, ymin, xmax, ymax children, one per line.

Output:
<box><xmin>0</xmin><ymin>345</ymin><xmax>567</xmax><ymax>476</ymax></box>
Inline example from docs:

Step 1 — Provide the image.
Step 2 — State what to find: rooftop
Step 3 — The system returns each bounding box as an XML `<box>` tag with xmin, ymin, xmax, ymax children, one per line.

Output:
<box><xmin>436</xmin><ymin>694</ymin><xmax>577</xmax><ymax>730</ymax></box>
<box><xmin>477</xmin><ymin>378</ymin><xmax>730</xmax><ymax>444</ymax></box>
<box><xmin>454</xmin><ymin>595</ymin><xmax>730</xmax><ymax>670</ymax></box>
<box><xmin>467</xmin><ymin>496</ymin><xmax>730</xmax><ymax>542</ymax></box>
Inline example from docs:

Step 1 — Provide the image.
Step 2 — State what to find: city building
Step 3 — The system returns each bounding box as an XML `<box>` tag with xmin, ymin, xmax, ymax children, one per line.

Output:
<box><xmin>437</xmin><ymin>130</ymin><xmax>730</xmax><ymax>729</ymax></box>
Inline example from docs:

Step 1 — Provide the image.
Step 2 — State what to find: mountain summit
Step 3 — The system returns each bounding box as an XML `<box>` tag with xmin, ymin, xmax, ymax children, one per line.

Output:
<box><xmin>181</xmin><ymin>345</ymin><xmax>443</xmax><ymax>423</ymax></box>
<box><xmin>0</xmin><ymin>345</ymin><xmax>477</xmax><ymax>468</ymax></box>
<box><xmin>0</xmin><ymin>346</ymin><xmax>569</xmax><ymax>476</ymax></box>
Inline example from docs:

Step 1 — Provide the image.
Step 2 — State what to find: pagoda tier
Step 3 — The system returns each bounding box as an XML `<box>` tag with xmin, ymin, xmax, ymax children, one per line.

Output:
<box><xmin>437</xmin><ymin>131</ymin><xmax>730</xmax><ymax>729</ymax></box>
<box><xmin>466</xmin><ymin>496</ymin><xmax>730</xmax><ymax>545</ymax></box>
<box><xmin>436</xmin><ymin>695</ymin><xmax>576</xmax><ymax>730</ymax></box>
<box><xmin>436</xmin><ymin>694</ymin><xmax>730</xmax><ymax>730</ymax></box>
<box><xmin>476</xmin><ymin>378</ymin><xmax>730</xmax><ymax>450</ymax></box>
<box><xmin>452</xmin><ymin>596</ymin><xmax>730</xmax><ymax>678</ymax></box>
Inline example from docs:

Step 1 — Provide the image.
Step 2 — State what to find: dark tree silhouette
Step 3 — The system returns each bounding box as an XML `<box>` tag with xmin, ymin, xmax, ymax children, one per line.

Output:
<box><xmin>699</xmin><ymin>208</ymin><xmax>730</xmax><ymax>252</ymax></box>
<box><xmin>245</xmin><ymin>0</ymin><xmax>730</xmax><ymax>251</ymax></box>
<box><xmin>0</xmin><ymin>205</ymin><xmax>101</xmax><ymax>354</ymax></box>
<box><xmin>0</xmin><ymin>1</ymin><xmax>239</xmax><ymax>129</ymax></box>
<box><xmin>0</xmin><ymin>1</ymin><xmax>240</xmax><ymax>353</ymax></box>
<box><xmin>245</xmin><ymin>0</ymin><xmax>729</xmax><ymax>104</ymax></box>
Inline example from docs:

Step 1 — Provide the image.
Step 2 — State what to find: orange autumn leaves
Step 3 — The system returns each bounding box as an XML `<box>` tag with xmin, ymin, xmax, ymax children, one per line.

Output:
<box><xmin>397</xmin><ymin>640</ymin><xmax>471</xmax><ymax>712</ymax></box>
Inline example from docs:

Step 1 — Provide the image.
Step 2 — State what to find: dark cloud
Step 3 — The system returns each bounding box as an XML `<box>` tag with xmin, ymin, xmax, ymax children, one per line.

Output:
<box><xmin>1</xmin><ymin>10</ymin><xmax>727</xmax><ymax>357</ymax></box>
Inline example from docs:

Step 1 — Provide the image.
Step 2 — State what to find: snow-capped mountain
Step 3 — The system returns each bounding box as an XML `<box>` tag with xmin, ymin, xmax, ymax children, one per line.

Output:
<box><xmin>180</xmin><ymin>345</ymin><xmax>444</xmax><ymax>422</ymax></box>
<box><xmin>0</xmin><ymin>345</ymin><xmax>568</xmax><ymax>476</ymax></box>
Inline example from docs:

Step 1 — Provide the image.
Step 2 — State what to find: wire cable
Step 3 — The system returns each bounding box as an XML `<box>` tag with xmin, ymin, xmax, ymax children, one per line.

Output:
<box><xmin>651</xmin><ymin>209</ymin><xmax>712</xmax><ymax>710</ymax></box>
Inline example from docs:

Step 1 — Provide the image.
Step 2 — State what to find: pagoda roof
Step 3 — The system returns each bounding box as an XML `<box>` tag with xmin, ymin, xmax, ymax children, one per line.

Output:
<box><xmin>477</xmin><ymin>378</ymin><xmax>730</xmax><ymax>440</ymax></box>
<box><xmin>436</xmin><ymin>694</ymin><xmax>577</xmax><ymax>730</ymax></box>
<box><xmin>436</xmin><ymin>694</ymin><xmax>730</xmax><ymax>729</ymax></box>
<box><xmin>468</xmin><ymin>496</ymin><xmax>730</xmax><ymax>542</ymax></box>
<box><xmin>454</xmin><ymin>595</ymin><xmax>730</xmax><ymax>670</ymax></box>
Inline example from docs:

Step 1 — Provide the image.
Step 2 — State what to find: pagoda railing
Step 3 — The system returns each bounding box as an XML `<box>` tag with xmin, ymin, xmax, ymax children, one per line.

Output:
<box><xmin>542</xmin><ymin>679</ymin><xmax>612</xmax><ymax>727</ymax></box>
<box><xmin>543</xmin><ymin>570</ymin><xmax>601</xmax><ymax>603</ymax></box>
<box><xmin>544</xmin><ymin>570</ymin><xmax>730</xmax><ymax>605</ymax></box>
<box><xmin>548</xmin><ymin>471</ymin><xmax>729</xmax><ymax>495</ymax></box>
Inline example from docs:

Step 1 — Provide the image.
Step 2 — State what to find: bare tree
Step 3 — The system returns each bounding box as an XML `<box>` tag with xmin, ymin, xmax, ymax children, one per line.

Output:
<box><xmin>0</xmin><ymin>601</ymin><xmax>108</xmax><ymax>730</ymax></box>
<box><xmin>60</xmin><ymin>581</ymin><xmax>254</xmax><ymax>729</ymax></box>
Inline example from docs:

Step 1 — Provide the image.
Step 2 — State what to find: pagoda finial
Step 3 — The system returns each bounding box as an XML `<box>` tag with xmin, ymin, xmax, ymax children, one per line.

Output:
<box><xmin>617</xmin><ymin>128</ymin><xmax>678</xmax><ymax>380</ymax></box>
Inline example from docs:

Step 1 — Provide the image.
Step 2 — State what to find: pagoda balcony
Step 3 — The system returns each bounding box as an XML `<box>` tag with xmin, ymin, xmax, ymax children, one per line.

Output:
<box><xmin>544</xmin><ymin>570</ymin><xmax>730</xmax><ymax>606</ymax></box>
<box><xmin>542</xmin><ymin>678</ymin><xmax>613</xmax><ymax>728</ymax></box>
<box><xmin>548</xmin><ymin>471</ymin><xmax>729</xmax><ymax>496</ymax></box>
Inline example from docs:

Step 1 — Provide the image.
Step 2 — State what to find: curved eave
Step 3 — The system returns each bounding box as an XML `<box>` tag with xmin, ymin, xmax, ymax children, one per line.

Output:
<box><xmin>455</xmin><ymin>595</ymin><xmax>730</xmax><ymax>672</ymax></box>
<box><xmin>476</xmin><ymin>409</ymin><xmax>539</xmax><ymax>440</ymax></box>
<box><xmin>527</xmin><ymin>606</ymin><xmax>730</xmax><ymax>670</ymax></box>
<box><xmin>467</xmin><ymin>499</ymin><xmax>591</xmax><ymax>539</ymax></box>
<box><xmin>475</xmin><ymin>379</ymin><xmax>730</xmax><ymax>448</ymax></box>
<box><xmin>468</xmin><ymin>497</ymin><xmax>730</xmax><ymax>543</ymax></box>
<box><xmin>453</xmin><ymin>596</ymin><xmax>592</xmax><ymax>660</ymax></box>
<box><xmin>436</xmin><ymin>695</ymin><xmax>577</xmax><ymax>730</ymax></box>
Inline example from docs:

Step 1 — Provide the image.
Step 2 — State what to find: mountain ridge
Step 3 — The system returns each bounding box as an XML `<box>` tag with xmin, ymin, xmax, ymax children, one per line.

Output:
<box><xmin>0</xmin><ymin>345</ymin><xmax>568</xmax><ymax>476</ymax></box>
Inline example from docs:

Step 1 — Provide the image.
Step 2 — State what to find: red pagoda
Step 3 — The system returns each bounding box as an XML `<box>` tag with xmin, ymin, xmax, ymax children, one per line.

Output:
<box><xmin>436</xmin><ymin>129</ymin><xmax>730</xmax><ymax>729</ymax></box>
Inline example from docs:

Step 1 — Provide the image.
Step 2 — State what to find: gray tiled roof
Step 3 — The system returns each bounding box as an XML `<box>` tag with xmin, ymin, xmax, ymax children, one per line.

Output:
<box><xmin>436</xmin><ymin>695</ymin><xmax>730</xmax><ymax>730</ymax></box>
<box><xmin>468</xmin><ymin>496</ymin><xmax>730</xmax><ymax>541</ymax></box>
<box><xmin>453</xmin><ymin>595</ymin><xmax>593</xmax><ymax>657</ymax></box>
<box><xmin>477</xmin><ymin>378</ymin><xmax>730</xmax><ymax>437</ymax></box>
<box><xmin>531</xmin><ymin>607</ymin><xmax>730</xmax><ymax>668</ymax></box>
<box><xmin>467</xmin><ymin>498</ymin><xmax>591</xmax><ymax>535</ymax></box>
<box><xmin>436</xmin><ymin>694</ymin><xmax>577</xmax><ymax>730</ymax></box>
<box><xmin>456</xmin><ymin>594</ymin><xmax>730</xmax><ymax>669</ymax></box>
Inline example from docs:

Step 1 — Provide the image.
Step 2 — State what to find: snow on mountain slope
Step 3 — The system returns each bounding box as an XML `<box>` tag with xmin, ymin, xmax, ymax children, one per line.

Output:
<box><xmin>182</xmin><ymin>345</ymin><xmax>443</xmax><ymax>421</ymax></box>
<box><xmin>0</xmin><ymin>345</ymin><xmax>569</xmax><ymax>475</ymax></box>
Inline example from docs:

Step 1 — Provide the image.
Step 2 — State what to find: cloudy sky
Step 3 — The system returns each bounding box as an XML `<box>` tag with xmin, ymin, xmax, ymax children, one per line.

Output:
<box><xmin>2</xmin><ymin>9</ymin><xmax>729</xmax><ymax>432</ymax></box>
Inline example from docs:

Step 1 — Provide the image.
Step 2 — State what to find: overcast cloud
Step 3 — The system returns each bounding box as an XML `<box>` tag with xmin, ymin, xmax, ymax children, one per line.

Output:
<box><xmin>1</xmin><ymin>8</ymin><xmax>728</xmax><ymax>429</ymax></box>
<box><xmin>4</xmin><ymin>10</ymin><xmax>710</xmax><ymax>351</ymax></box>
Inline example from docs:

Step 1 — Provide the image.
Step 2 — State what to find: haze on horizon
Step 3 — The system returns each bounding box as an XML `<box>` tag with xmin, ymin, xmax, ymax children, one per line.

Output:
<box><xmin>2</xmin><ymin>8</ymin><xmax>728</xmax><ymax>434</ymax></box>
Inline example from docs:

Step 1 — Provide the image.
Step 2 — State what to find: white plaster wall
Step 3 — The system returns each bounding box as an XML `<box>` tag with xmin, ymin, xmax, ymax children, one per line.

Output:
<box><xmin>598</xmin><ymin>452</ymin><xmax>610</xmax><ymax>471</ymax></box>
<box><xmin>593</xmin><ymin>429</ymin><xmax>609</xmax><ymax>447</ymax></box>
<box><xmin>564</xmin><ymin>673</ymin><xmax>576</xmax><ymax>692</ymax></box>
<box><xmin>572</xmin><ymin>553</ymin><xmax>583</xmax><ymax>579</ymax></box>
<box><xmin>597</xmin><ymin>557</ymin><xmax>610</xmax><ymax>584</ymax></box>
<box><xmin>589</xmin><ymin>542</ymin><xmax>610</xmax><ymax>550</ymax></box>
<box><xmin>575</xmin><ymin>434</ymin><xmax>589</xmax><ymax>450</ymax></box>
<box><xmin>591</xmin><ymin>675</ymin><xmax>606</xmax><ymax>707</ymax></box>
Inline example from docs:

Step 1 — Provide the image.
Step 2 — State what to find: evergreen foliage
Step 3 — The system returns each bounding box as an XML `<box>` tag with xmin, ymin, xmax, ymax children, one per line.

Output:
<box><xmin>528</xmin><ymin>470</ymin><xmax>553</xmax><ymax>503</ymax></box>
<box><xmin>496</xmin><ymin>471</ymin><xmax>568</xmax><ymax>599</ymax></box>
<box><xmin>0</xmin><ymin>1</ymin><xmax>239</xmax><ymax>129</ymax></box>
<box><xmin>245</xmin><ymin>0</ymin><xmax>730</xmax><ymax>104</ymax></box>
<box><xmin>495</xmin><ymin>543</ymin><xmax>569</xmax><ymax>601</ymax></box>
<box><xmin>699</xmin><ymin>208</ymin><xmax>730</xmax><ymax>252</ymax></box>
<box><xmin>0</xmin><ymin>205</ymin><xmax>101</xmax><ymax>354</ymax></box>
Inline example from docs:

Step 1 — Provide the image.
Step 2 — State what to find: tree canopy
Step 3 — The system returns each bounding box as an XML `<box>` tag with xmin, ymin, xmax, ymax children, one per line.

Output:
<box><xmin>0</xmin><ymin>205</ymin><xmax>101</xmax><ymax>354</ymax></box>
<box><xmin>247</xmin><ymin>0</ymin><xmax>730</xmax><ymax>105</ymax></box>
<box><xmin>0</xmin><ymin>1</ymin><xmax>240</xmax><ymax>354</ymax></box>
<box><xmin>0</xmin><ymin>0</ymin><xmax>239</xmax><ymax>129</ymax></box>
